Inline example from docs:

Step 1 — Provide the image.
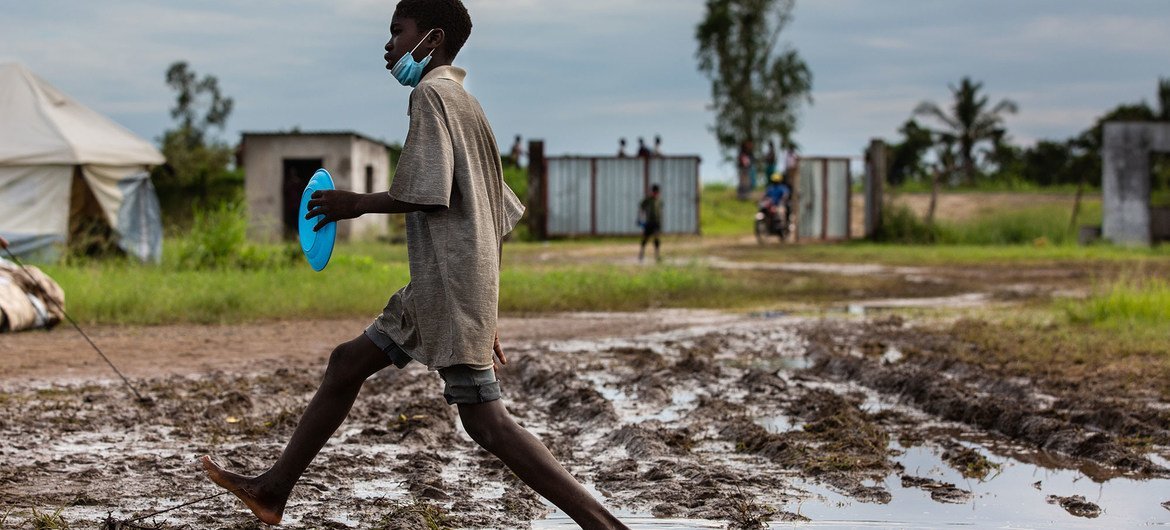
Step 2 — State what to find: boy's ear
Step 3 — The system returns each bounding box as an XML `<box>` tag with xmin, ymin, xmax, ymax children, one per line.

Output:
<box><xmin>428</xmin><ymin>28</ymin><xmax>446</xmax><ymax>51</ymax></box>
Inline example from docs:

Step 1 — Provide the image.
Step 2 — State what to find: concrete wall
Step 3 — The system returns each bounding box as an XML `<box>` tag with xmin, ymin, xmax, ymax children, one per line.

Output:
<box><xmin>349</xmin><ymin>138</ymin><xmax>392</xmax><ymax>241</ymax></box>
<box><xmin>243</xmin><ymin>134</ymin><xmax>390</xmax><ymax>243</ymax></box>
<box><xmin>1102</xmin><ymin>122</ymin><xmax>1170</xmax><ymax>246</ymax></box>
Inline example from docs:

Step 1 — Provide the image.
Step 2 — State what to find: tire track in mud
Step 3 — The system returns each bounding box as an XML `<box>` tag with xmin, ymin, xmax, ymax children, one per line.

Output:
<box><xmin>801</xmin><ymin>319</ymin><xmax>1170</xmax><ymax>478</ymax></box>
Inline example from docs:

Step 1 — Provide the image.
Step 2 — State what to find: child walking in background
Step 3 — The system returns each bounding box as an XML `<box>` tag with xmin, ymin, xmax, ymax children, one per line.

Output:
<box><xmin>638</xmin><ymin>184</ymin><xmax>663</xmax><ymax>263</ymax></box>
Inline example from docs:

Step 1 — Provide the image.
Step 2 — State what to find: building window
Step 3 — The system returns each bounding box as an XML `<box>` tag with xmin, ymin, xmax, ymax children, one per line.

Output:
<box><xmin>365</xmin><ymin>165</ymin><xmax>375</xmax><ymax>193</ymax></box>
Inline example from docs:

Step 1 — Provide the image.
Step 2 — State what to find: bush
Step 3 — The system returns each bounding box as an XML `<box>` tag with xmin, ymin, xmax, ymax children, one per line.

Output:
<box><xmin>873</xmin><ymin>205</ymin><xmax>941</xmax><ymax>244</ymax></box>
<box><xmin>175</xmin><ymin>201</ymin><xmax>297</xmax><ymax>270</ymax></box>
<box><xmin>942</xmin><ymin>206</ymin><xmax>1072</xmax><ymax>245</ymax></box>
<box><xmin>874</xmin><ymin>203</ymin><xmax>1079</xmax><ymax>246</ymax></box>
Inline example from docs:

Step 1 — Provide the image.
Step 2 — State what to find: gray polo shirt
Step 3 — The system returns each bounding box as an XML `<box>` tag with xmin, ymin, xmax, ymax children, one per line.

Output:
<box><xmin>372</xmin><ymin>65</ymin><xmax>524</xmax><ymax>371</ymax></box>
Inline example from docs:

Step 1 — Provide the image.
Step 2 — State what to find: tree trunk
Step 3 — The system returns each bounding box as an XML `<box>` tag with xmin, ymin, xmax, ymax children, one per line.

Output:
<box><xmin>927</xmin><ymin>167</ymin><xmax>941</xmax><ymax>224</ymax></box>
<box><xmin>1069</xmin><ymin>171</ymin><xmax>1087</xmax><ymax>234</ymax></box>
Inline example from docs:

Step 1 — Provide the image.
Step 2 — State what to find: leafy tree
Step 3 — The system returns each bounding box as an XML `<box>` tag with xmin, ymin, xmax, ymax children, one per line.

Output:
<box><xmin>152</xmin><ymin>62</ymin><xmax>237</xmax><ymax>218</ymax></box>
<box><xmin>888</xmin><ymin>119</ymin><xmax>934</xmax><ymax>186</ymax></box>
<box><xmin>696</xmin><ymin>0</ymin><xmax>812</xmax><ymax>155</ymax></box>
<box><xmin>1020</xmin><ymin>140</ymin><xmax>1076</xmax><ymax>187</ymax></box>
<box><xmin>914</xmin><ymin>77</ymin><xmax>1017</xmax><ymax>185</ymax></box>
<box><xmin>165</xmin><ymin>62</ymin><xmax>233</xmax><ymax>143</ymax></box>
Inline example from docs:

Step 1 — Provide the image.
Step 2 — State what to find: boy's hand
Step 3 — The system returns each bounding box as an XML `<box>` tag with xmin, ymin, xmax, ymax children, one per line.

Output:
<box><xmin>306</xmin><ymin>190</ymin><xmax>362</xmax><ymax>231</ymax></box>
<box><xmin>492</xmin><ymin>332</ymin><xmax>507</xmax><ymax>372</ymax></box>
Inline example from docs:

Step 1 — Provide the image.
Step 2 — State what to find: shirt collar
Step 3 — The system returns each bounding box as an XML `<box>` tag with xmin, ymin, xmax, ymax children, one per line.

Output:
<box><xmin>421</xmin><ymin>65</ymin><xmax>466</xmax><ymax>86</ymax></box>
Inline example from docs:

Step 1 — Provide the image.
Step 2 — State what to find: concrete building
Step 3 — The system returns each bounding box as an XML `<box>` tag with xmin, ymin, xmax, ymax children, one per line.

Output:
<box><xmin>242</xmin><ymin>131</ymin><xmax>393</xmax><ymax>243</ymax></box>
<box><xmin>1102</xmin><ymin>122</ymin><xmax>1170</xmax><ymax>246</ymax></box>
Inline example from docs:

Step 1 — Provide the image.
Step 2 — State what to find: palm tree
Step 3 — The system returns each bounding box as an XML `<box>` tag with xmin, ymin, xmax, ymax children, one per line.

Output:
<box><xmin>914</xmin><ymin>77</ymin><xmax>1018</xmax><ymax>185</ymax></box>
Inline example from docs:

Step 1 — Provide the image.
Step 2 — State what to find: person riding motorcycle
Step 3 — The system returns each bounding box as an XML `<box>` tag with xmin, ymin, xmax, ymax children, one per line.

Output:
<box><xmin>764</xmin><ymin>172</ymin><xmax>790</xmax><ymax>209</ymax></box>
<box><xmin>755</xmin><ymin>172</ymin><xmax>792</xmax><ymax>242</ymax></box>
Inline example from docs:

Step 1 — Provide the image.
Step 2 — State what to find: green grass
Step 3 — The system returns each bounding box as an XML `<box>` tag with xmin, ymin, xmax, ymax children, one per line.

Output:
<box><xmin>874</xmin><ymin>200</ymin><xmax>1105</xmax><ymax>247</ymax></box>
<box><xmin>701</xmin><ymin>183</ymin><xmax>759</xmax><ymax>236</ymax></box>
<box><xmin>24</xmin><ymin>186</ymin><xmax>1169</xmax><ymax>325</ymax></box>
<box><xmin>891</xmin><ymin>180</ymin><xmax>1089</xmax><ymax>194</ymax></box>
<box><xmin>43</xmin><ymin>252</ymin><xmax>411</xmax><ymax>325</ymax></box>
<box><xmin>724</xmin><ymin>241</ymin><xmax>1170</xmax><ymax>266</ymax></box>
<box><xmin>41</xmin><ymin>237</ymin><xmax>974</xmax><ymax>324</ymax></box>
<box><xmin>1066</xmin><ymin>277</ymin><xmax>1170</xmax><ymax>328</ymax></box>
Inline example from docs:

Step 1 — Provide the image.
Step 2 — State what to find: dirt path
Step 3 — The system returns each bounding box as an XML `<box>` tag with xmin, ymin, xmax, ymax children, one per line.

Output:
<box><xmin>2</xmin><ymin>311</ymin><xmax>1168</xmax><ymax>529</ymax></box>
<box><xmin>0</xmin><ymin>311</ymin><xmax>726</xmax><ymax>385</ymax></box>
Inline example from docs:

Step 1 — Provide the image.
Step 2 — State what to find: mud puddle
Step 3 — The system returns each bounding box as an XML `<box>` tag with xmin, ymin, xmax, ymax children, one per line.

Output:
<box><xmin>796</xmin><ymin>442</ymin><xmax>1170</xmax><ymax>528</ymax></box>
<box><xmin>2</xmin><ymin>312</ymin><xmax>1169</xmax><ymax>528</ymax></box>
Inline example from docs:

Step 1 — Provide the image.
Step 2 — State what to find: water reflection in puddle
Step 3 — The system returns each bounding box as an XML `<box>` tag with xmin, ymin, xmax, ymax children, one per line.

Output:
<box><xmin>796</xmin><ymin>442</ymin><xmax>1170</xmax><ymax>529</ymax></box>
<box><xmin>533</xmin><ymin>442</ymin><xmax>1170</xmax><ymax>529</ymax></box>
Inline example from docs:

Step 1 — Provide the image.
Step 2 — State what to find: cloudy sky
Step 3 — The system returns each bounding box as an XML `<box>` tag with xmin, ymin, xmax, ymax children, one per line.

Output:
<box><xmin>3</xmin><ymin>0</ymin><xmax>1169</xmax><ymax>181</ymax></box>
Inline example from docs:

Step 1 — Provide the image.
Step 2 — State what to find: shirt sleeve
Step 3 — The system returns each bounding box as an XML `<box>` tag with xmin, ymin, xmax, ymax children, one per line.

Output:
<box><xmin>502</xmin><ymin>182</ymin><xmax>525</xmax><ymax>235</ymax></box>
<box><xmin>389</xmin><ymin>88</ymin><xmax>454</xmax><ymax>207</ymax></box>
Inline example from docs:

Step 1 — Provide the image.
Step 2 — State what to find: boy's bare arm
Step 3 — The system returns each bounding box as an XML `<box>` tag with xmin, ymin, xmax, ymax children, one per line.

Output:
<box><xmin>306</xmin><ymin>190</ymin><xmax>445</xmax><ymax>231</ymax></box>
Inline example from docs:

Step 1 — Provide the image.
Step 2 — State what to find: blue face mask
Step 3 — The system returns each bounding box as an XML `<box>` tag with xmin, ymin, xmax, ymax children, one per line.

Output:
<box><xmin>391</xmin><ymin>29</ymin><xmax>437</xmax><ymax>88</ymax></box>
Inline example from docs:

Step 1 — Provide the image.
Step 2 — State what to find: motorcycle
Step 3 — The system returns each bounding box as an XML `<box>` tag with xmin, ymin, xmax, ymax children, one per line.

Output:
<box><xmin>754</xmin><ymin>198</ymin><xmax>791</xmax><ymax>244</ymax></box>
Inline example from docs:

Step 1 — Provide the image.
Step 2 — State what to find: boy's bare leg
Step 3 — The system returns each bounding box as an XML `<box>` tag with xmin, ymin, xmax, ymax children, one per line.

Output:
<box><xmin>201</xmin><ymin>335</ymin><xmax>391</xmax><ymax>525</ymax></box>
<box><xmin>459</xmin><ymin>400</ymin><xmax>629</xmax><ymax>530</ymax></box>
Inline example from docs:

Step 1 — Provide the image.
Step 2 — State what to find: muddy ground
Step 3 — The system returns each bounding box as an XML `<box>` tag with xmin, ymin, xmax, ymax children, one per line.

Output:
<box><xmin>1</xmin><ymin>307</ymin><xmax>1169</xmax><ymax>529</ymax></box>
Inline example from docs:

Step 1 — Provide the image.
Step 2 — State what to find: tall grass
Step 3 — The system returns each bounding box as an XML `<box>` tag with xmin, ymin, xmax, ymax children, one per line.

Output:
<box><xmin>1066</xmin><ymin>278</ymin><xmax>1170</xmax><ymax>329</ymax></box>
<box><xmin>174</xmin><ymin>201</ymin><xmax>299</xmax><ymax>270</ymax></box>
<box><xmin>44</xmin><ymin>254</ymin><xmax>410</xmax><ymax>324</ymax></box>
<box><xmin>875</xmin><ymin>203</ymin><xmax>1100</xmax><ymax>246</ymax></box>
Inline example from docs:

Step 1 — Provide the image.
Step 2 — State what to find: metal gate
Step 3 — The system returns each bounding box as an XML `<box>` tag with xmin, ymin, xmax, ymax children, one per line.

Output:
<box><xmin>797</xmin><ymin>157</ymin><xmax>852</xmax><ymax>241</ymax></box>
<box><xmin>541</xmin><ymin>156</ymin><xmax>701</xmax><ymax>237</ymax></box>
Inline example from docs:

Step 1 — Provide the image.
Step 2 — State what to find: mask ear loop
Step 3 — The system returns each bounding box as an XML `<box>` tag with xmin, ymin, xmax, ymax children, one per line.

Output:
<box><xmin>409</xmin><ymin>28</ymin><xmax>439</xmax><ymax>59</ymax></box>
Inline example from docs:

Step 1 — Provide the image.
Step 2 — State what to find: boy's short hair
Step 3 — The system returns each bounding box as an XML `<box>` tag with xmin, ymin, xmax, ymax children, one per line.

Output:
<box><xmin>651</xmin><ymin>184</ymin><xmax>660</xmax><ymax>193</ymax></box>
<box><xmin>395</xmin><ymin>0</ymin><xmax>473</xmax><ymax>58</ymax></box>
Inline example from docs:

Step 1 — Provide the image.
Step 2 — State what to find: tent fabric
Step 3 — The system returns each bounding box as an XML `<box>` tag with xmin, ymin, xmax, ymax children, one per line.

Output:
<box><xmin>0</xmin><ymin>63</ymin><xmax>165</xmax><ymax>262</ymax></box>
<box><xmin>0</xmin><ymin>165</ymin><xmax>72</xmax><ymax>235</ymax></box>
<box><xmin>0</xmin><ymin>257</ymin><xmax>64</xmax><ymax>333</ymax></box>
<box><xmin>113</xmin><ymin>170</ymin><xmax>163</xmax><ymax>263</ymax></box>
<box><xmin>0</xmin><ymin>63</ymin><xmax>164</xmax><ymax>166</ymax></box>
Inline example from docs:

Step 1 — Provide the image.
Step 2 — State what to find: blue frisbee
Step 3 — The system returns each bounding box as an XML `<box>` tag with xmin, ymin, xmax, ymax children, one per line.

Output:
<box><xmin>298</xmin><ymin>169</ymin><xmax>337</xmax><ymax>272</ymax></box>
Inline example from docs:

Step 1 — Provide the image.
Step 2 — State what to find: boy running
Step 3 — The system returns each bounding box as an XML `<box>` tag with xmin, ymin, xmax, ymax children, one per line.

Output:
<box><xmin>200</xmin><ymin>2</ymin><xmax>627</xmax><ymax>528</ymax></box>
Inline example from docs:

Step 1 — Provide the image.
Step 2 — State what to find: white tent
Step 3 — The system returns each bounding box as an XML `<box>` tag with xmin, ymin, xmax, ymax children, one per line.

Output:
<box><xmin>0</xmin><ymin>62</ymin><xmax>165</xmax><ymax>262</ymax></box>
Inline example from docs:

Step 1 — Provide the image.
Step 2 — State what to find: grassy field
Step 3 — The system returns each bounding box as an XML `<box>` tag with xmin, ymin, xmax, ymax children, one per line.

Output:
<box><xmin>24</xmin><ymin>185</ymin><xmax>1168</xmax><ymax>328</ymax></box>
<box><xmin>42</xmin><ymin>245</ymin><xmax>958</xmax><ymax>325</ymax></box>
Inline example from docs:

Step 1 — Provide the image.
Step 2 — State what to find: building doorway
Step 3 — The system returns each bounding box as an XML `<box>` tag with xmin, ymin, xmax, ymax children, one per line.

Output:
<box><xmin>282</xmin><ymin>158</ymin><xmax>323</xmax><ymax>238</ymax></box>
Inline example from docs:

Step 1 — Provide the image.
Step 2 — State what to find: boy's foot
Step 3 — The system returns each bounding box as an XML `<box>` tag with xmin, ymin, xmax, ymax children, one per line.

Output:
<box><xmin>200</xmin><ymin>455</ymin><xmax>285</xmax><ymax>525</ymax></box>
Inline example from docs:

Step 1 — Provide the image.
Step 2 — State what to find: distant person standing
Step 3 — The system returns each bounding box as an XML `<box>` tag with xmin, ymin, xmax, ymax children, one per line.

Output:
<box><xmin>653</xmin><ymin>135</ymin><xmax>663</xmax><ymax>157</ymax></box>
<box><xmin>638</xmin><ymin>184</ymin><xmax>663</xmax><ymax>263</ymax></box>
<box><xmin>618</xmin><ymin>138</ymin><xmax>629</xmax><ymax>158</ymax></box>
<box><xmin>764</xmin><ymin>141</ymin><xmax>778</xmax><ymax>185</ymax></box>
<box><xmin>509</xmin><ymin>135</ymin><xmax>524</xmax><ymax>168</ymax></box>
<box><xmin>636</xmin><ymin>137</ymin><xmax>651</xmax><ymax>158</ymax></box>
<box><xmin>737</xmin><ymin>140</ymin><xmax>755</xmax><ymax>200</ymax></box>
<box><xmin>785</xmin><ymin>148</ymin><xmax>799</xmax><ymax>182</ymax></box>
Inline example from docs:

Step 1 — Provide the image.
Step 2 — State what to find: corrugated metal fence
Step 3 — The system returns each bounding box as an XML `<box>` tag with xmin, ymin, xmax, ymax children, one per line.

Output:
<box><xmin>541</xmin><ymin>156</ymin><xmax>701</xmax><ymax>237</ymax></box>
<box><xmin>796</xmin><ymin>157</ymin><xmax>852</xmax><ymax>240</ymax></box>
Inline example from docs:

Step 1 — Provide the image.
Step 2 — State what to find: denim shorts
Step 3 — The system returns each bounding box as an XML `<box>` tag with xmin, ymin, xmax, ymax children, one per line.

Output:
<box><xmin>364</xmin><ymin>325</ymin><xmax>502</xmax><ymax>405</ymax></box>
